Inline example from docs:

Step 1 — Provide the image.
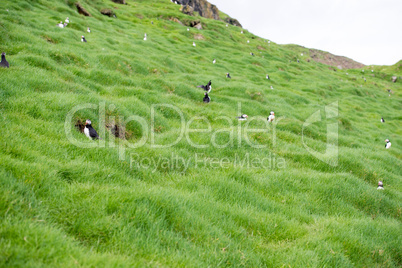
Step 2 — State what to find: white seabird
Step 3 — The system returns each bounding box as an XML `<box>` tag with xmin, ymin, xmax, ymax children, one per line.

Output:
<box><xmin>84</xmin><ymin>119</ymin><xmax>99</xmax><ymax>140</ymax></box>
<box><xmin>385</xmin><ymin>139</ymin><xmax>391</xmax><ymax>149</ymax></box>
<box><xmin>267</xmin><ymin>111</ymin><xmax>275</xmax><ymax>122</ymax></box>
<box><xmin>237</xmin><ymin>114</ymin><xmax>248</xmax><ymax>121</ymax></box>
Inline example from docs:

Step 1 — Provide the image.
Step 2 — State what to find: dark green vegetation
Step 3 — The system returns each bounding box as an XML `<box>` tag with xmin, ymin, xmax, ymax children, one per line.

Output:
<box><xmin>0</xmin><ymin>0</ymin><xmax>401</xmax><ymax>266</ymax></box>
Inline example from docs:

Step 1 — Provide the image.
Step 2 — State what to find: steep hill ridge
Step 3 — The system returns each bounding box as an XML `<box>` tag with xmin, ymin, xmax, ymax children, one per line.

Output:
<box><xmin>0</xmin><ymin>0</ymin><xmax>401</xmax><ymax>267</ymax></box>
<box><xmin>309</xmin><ymin>48</ymin><xmax>366</xmax><ymax>69</ymax></box>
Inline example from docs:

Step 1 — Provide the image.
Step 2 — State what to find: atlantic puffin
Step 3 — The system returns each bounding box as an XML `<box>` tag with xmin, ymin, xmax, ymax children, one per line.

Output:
<box><xmin>84</xmin><ymin>119</ymin><xmax>99</xmax><ymax>140</ymax></box>
<box><xmin>270</xmin><ymin>86</ymin><xmax>274</xmax><ymax>90</ymax></box>
<box><xmin>267</xmin><ymin>111</ymin><xmax>275</xmax><ymax>122</ymax></box>
<box><xmin>144</xmin><ymin>33</ymin><xmax>147</xmax><ymax>41</ymax></box>
<box><xmin>377</xmin><ymin>181</ymin><xmax>384</xmax><ymax>190</ymax></box>
<box><xmin>203</xmin><ymin>92</ymin><xmax>210</xmax><ymax>103</ymax></box>
<box><xmin>57</xmin><ymin>21</ymin><xmax>65</xmax><ymax>28</ymax></box>
<box><xmin>237</xmin><ymin>114</ymin><xmax>248</xmax><ymax>121</ymax></box>
<box><xmin>0</xmin><ymin>52</ymin><xmax>9</xmax><ymax>68</ymax></box>
<box><xmin>381</xmin><ymin>117</ymin><xmax>385</xmax><ymax>123</ymax></box>
<box><xmin>266</xmin><ymin>74</ymin><xmax>270</xmax><ymax>80</ymax></box>
<box><xmin>385</xmin><ymin>139</ymin><xmax>391</xmax><ymax>149</ymax></box>
<box><xmin>226</xmin><ymin>73</ymin><xmax>231</xmax><ymax>79</ymax></box>
<box><xmin>65</xmin><ymin>17</ymin><xmax>69</xmax><ymax>23</ymax></box>
<box><xmin>197</xmin><ymin>80</ymin><xmax>211</xmax><ymax>93</ymax></box>
<box><xmin>193</xmin><ymin>42</ymin><xmax>196</xmax><ymax>47</ymax></box>
<box><xmin>250</xmin><ymin>52</ymin><xmax>254</xmax><ymax>56</ymax></box>
<box><xmin>212</xmin><ymin>59</ymin><xmax>216</xmax><ymax>64</ymax></box>
<box><xmin>81</xmin><ymin>36</ymin><xmax>87</xmax><ymax>42</ymax></box>
<box><xmin>87</xmin><ymin>27</ymin><xmax>91</xmax><ymax>33</ymax></box>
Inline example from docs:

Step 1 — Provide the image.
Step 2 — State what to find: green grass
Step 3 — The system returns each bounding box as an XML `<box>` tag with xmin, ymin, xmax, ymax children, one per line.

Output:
<box><xmin>0</xmin><ymin>0</ymin><xmax>401</xmax><ymax>267</ymax></box>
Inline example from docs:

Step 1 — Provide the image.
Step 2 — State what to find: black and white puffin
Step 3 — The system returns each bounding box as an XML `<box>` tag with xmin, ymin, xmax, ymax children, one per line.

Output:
<box><xmin>377</xmin><ymin>181</ymin><xmax>384</xmax><ymax>190</ymax></box>
<box><xmin>65</xmin><ymin>17</ymin><xmax>69</xmax><ymax>23</ymax></box>
<box><xmin>193</xmin><ymin>42</ymin><xmax>196</xmax><ymax>47</ymax></box>
<box><xmin>237</xmin><ymin>114</ymin><xmax>248</xmax><ymax>121</ymax></box>
<box><xmin>81</xmin><ymin>36</ymin><xmax>87</xmax><ymax>42</ymax></box>
<box><xmin>267</xmin><ymin>111</ymin><xmax>275</xmax><ymax>122</ymax></box>
<box><xmin>213</xmin><ymin>59</ymin><xmax>216</xmax><ymax>64</ymax></box>
<box><xmin>203</xmin><ymin>92</ymin><xmax>210</xmax><ymax>103</ymax></box>
<box><xmin>87</xmin><ymin>27</ymin><xmax>91</xmax><ymax>33</ymax></box>
<box><xmin>266</xmin><ymin>74</ymin><xmax>270</xmax><ymax>80</ymax></box>
<box><xmin>250</xmin><ymin>52</ymin><xmax>254</xmax><ymax>56</ymax></box>
<box><xmin>84</xmin><ymin>119</ymin><xmax>99</xmax><ymax>140</ymax></box>
<box><xmin>226</xmin><ymin>73</ymin><xmax>231</xmax><ymax>79</ymax></box>
<box><xmin>381</xmin><ymin>117</ymin><xmax>385</xmax><ymax>123</ymax></box>
<box><xmin>0</xmin><ymin>52</ymin><xmax>9</xmax><ymax>68</ymax></box>
<box><xmin>385</xmin><ymin>139</ymin><xmax>391</xmax><ymax>149</ymax></box>
<box><xmin>197</xmin><ymin>80</ymin><xmax>211</xmax><ymax>93</ymax></box>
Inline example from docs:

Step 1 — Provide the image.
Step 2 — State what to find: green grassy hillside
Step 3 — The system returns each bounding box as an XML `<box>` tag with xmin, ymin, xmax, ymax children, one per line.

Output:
<box><xmin>0</xmin><ymin>0</ymin><xmax>401</xmax><ymax>266</ymax></box>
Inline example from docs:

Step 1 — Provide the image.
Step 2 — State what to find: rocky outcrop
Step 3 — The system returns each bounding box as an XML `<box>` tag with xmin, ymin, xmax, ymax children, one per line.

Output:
<box><xmin>75</xmin><ymin>2</ymin><xmax>91</xmax><ymax>16</ymax></box>
<box><xmin>309</xmin><ymin>49</ymin><xmax>365</xmax><ymax>69</ymax></box>
<box><xmin>179</xmin><ymin>0</ymin><xmax>219</xmax><ymax>20</ymax></box>
<box><xmin>225</xmin><ymin>17</ymin><xmax>242</xmax><ymax>28</ymax></box>
<box><xmin>180</xmin><ymin>5</ymin><xmax>194</xmax><ymax>16</ymax></box>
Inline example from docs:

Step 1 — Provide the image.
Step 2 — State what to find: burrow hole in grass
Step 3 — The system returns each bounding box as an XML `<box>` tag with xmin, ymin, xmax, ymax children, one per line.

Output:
<box><xmin>75</xmin><ymin>119</ymin><xmax>132</xmax><ymax>139</ymax></box>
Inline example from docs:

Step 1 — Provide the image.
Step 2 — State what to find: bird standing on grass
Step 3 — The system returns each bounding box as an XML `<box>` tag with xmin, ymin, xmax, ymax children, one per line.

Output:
<box><xmin>84</xmin><ymin>120</ymin><xmax>99</xmax><ymax>140</ymax></box>
<box><xmin>57</xmin><ymin>21</ymin><xmax>67</xmax><ymax>28</ymax></box>
<box><xmin>213</xmin><ymin>59</ymin><xmax>216</xmax><ymax>64</ymax></box>
<box><xmin>65</xmin><ymin>17</ymin><xmax>69</xmax><ymax>23</ymax></box>
<box><xmin>266</xmin><ymin>74</ymin><xmax>270</xmax><ymax>80</ymax></box>
<box><xmin>197</xmin><ymin>80</ymin><xmax>211</xmax><ymax>93</ymax></box>
<box><xmin>381</xmin><ymin>117</ymin><xmax>385</xmax><ymax>123</ymax></box>
<box><xmin>193</xmin><ymin>42</ymin><xmax>196</xmax><ymax>47</ymax></box>
<box><xmin>81</xmin><ymin>36</ymin><xmax>87</xmax><ymax>42</ymax></box>
<box><xmin>203</xmin><ymin>92</ymin><xmax>210</xmax><ymax>103</ymax></box>
<box><xmin>385</xmin><ymin>139</ymin><xmax>391</xmax><ymax>149</ymax></box>
<box><xmin>87</xmin><ymin>27</ymin><xmax>91</xmax><ymax>33</ymax></box>
<box><xmin>267</xmin><ymin>111</ymin><xmax>275</xmax><ymax>122</ymax></box>
<box><xmin>377</xmin><ymin>181</ymin><xmax>384</xmax><ymax>190</ymax></box>
<box><xmin>0</xmin><ymin>52</ymin><xmax>9</xmax><ymax>68</ymax></box>
<box><xmin>144</xmin><ymin>33</ymin><xmax>147</xmax><ymax>41</ymax></box>
<box><xmin>237</xmin><ymin>114</ymin><xmax>248</xmax><ymax>121</ymax></box>
<box><xmin>226</xmin><ymin>73</ymin><xmax>231</xmax><ymax>79</ymax></box>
